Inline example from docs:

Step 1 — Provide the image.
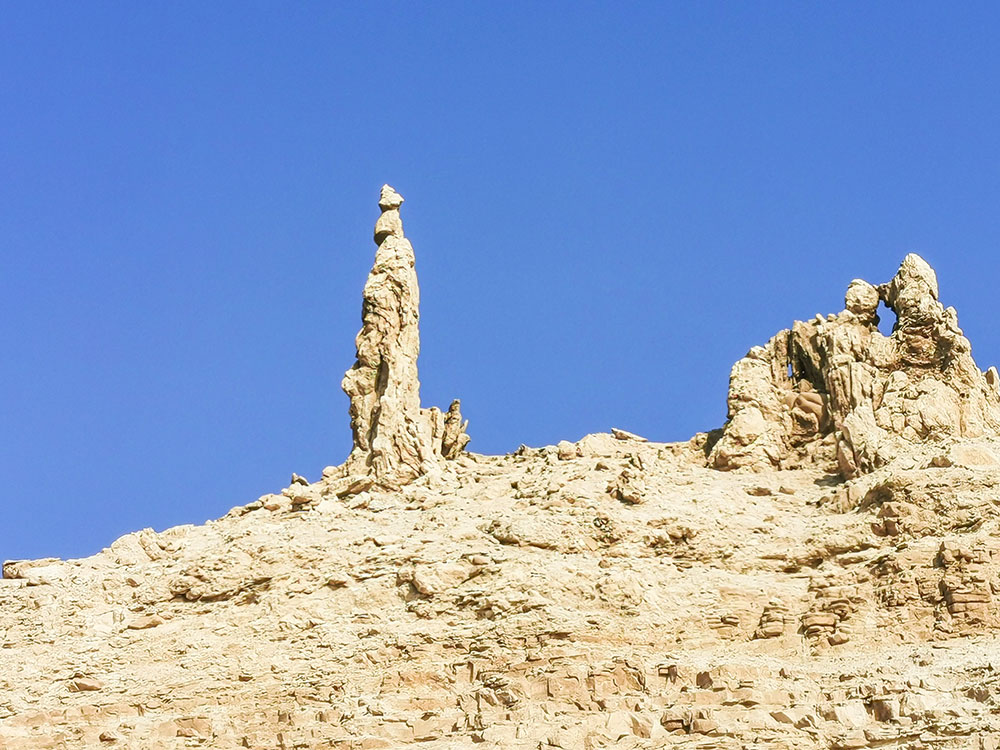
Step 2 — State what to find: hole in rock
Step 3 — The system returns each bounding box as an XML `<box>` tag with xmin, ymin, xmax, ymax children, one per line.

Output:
<box><xmin>877</xmin><ymin>301</ymin><xmax>897</xmax><ymax>337</ymax></box>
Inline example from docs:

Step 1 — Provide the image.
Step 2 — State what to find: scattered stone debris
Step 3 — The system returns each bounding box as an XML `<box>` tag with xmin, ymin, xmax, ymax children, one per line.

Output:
<box><xmin>608</xmin><ymin>467</ymin><xmax>647</xmax><ymax>505</ymax></box>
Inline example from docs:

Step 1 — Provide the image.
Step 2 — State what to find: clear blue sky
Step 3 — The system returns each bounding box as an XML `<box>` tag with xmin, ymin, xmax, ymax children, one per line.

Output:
<box><xmin>2</xmin><ymin>3</ymin><xmax>999</xmax><ymax>561</ymax></box>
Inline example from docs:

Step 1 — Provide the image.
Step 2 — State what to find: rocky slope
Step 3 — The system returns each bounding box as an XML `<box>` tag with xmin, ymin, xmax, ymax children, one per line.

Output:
<box><xmin>3</xmin><ymin>189</ymin><xmax>1000</xmax><ymax>750</ymax></box>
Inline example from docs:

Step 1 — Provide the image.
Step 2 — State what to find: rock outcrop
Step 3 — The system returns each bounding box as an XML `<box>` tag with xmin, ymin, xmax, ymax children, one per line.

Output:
<box><xmin>709</xmin><ymin>254</ymin><xmax>1000</xmax><ymax>476</ymax></box>
<box><xmin>428</xmin><ymin>398</ymin><xmax>471</xmax><ymax>460</ymax></box>
<box><xmin>341</xmin><ymin>185</ymin><xmax>469</xmax><ymax>487</ymax></box>
<box><xmin>7</xmin><ymin>193</ymin><xmax>1000</xmax><ymax>750</ymax></box>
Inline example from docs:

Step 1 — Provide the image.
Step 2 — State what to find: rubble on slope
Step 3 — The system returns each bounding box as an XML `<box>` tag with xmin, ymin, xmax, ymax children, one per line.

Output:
<box><xmin>3</xmin><ymin>438</ymin><xmax>1000</xmax><ymax>749</ymax></box>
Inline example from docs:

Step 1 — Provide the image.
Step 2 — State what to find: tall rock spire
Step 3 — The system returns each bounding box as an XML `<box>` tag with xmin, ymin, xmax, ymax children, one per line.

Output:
<box><xmin>341</xmin><ymin>185</ymin><xmax>469</xmax><ymax>487</ymax></box>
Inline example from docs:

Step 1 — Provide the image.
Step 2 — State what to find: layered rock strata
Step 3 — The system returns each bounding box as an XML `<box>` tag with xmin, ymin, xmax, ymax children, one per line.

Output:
<box><xmin>341</xmin><ymin>185</ymin><xmax>469</xmax><ymax>487</ymax></box>
<box><xmin>4</xmin><ymin>434</ymin><xmax>1000</xmax><ymax>749</ymax></box>
<box><xmin>709</xmin><ymin>254</ymin><xmax>1000</xmax><ymax>476</ymax></box>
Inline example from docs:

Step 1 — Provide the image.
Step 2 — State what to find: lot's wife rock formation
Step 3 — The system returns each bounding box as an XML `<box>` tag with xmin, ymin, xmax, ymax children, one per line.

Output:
<box><xmin>341</xmin><ymin>185</ymin><xmax>469</xmax><ymax>488</ymax></box>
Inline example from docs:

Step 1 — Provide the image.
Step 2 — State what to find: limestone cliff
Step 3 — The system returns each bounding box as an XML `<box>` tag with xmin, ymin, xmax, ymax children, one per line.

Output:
<box><xmin>3</xmin><ymin>196</ymin><xmax>1000</xmax><ymax>750</ymax></box>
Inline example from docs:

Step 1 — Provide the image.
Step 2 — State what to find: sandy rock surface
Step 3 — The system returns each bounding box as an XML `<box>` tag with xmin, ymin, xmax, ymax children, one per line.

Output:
<box><xmin>4</xmin><ymin>440</ymin><xmax>1000</xmax><ymax>749</ymax></box>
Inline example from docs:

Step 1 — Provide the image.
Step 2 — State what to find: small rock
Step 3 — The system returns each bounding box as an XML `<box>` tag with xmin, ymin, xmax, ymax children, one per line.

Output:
<box><xmin>174</xmin><ymin>718</ymin><xmax>212</xmax><ymax>738</ymax></box>
<box><xmin>690</xmin><ymin>717</ymin><xmax>718</xmax><ymax>734</ymax></box>
<box><xmin>608</xmin><ymin>468</ymin><xmax>646</xmax><ymax>505</ymax></box>
<box><xmin>660</xmin><ymin>710</ymin><xmax>686</xmax><ymax>733</ymax></box>
<box><xmin>802</xmin><ymin>612</ymin><xmax>838</xmax><ymax>629</ymax></box>
<box><xmin>611</xmin><ymin>427</ymin><xmax>648</xmax><ymax>442</ymax></box>
<box><xmin>556</xmin><ymin>440</ymin><xmax>578</xmax><ymax>460</ymax></box>
<box><xmin>987</xmin><ymin>366</ymin><xmax>1000</xmax><ymax>392</ymax></box>
<box><xmin>261</xmin><ymin>494</ymin><xmax>285</xmax><ymax>511</ymax></box>
<box><xmin>771</xmin><ymin>709</ymin><xmax>801</xmax><ymax>725</ymax></box>
<box><xmin>127</xmin><ymin>615</ymin><xmax>165</xmax><ymax>630</ymax></box>
<box><xmin>70</xmin><ymin>677</ymin><xmax>103</xmax><ymax>692</ymax></box>
<box><xmin>337</xmin><ymin>476</ymin><xmax>374</xmax><ymax>498</ymax></box>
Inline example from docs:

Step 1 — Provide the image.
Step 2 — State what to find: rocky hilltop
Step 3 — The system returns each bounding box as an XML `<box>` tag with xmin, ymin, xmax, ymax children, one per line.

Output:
<box><xmin>3</xmin><ymin>188</ymin><xmax>1000</xmax><ymax>750</ymax></box>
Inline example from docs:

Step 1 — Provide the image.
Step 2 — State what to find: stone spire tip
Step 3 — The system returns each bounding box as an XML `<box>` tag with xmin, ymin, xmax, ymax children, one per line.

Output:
<box><xmin>379</xmin><ymin>184</ymin><xmax>404</xmax><ymax>211</ymax></box>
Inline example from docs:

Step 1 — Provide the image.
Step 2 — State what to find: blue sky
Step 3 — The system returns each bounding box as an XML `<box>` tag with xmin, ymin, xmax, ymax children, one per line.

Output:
<box><xmin>2</xmin><ymin>3</ymin><xmax>999</xmax><ymax>561</ymax></box>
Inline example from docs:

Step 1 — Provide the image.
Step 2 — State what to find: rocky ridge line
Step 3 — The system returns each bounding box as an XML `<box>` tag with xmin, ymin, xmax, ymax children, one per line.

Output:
<box><xmin>3</xmin><ymin>190</ymin><xmax>1000</xmax><ymax>749</ymax></box>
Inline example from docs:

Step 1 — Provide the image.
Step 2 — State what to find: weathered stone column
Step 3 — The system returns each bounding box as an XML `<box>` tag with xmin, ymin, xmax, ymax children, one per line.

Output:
<box><xmin>342</xmin><ymin>185</ymin><xmax>469</xmax><ymax>487</ymax></box>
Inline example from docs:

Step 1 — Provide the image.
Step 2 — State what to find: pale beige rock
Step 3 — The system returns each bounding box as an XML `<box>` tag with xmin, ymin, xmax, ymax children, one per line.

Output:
<box><xmin>440</xmin><ymin>399</ymin><xmax>471</xmax><ymax>459</ymax></box>
<box><xmin>127</xmin><ymin>614</ymin><xmax>165</xmax><ymax>630</ymax></box>
<box><xmin>948</xmin><ymin>442</ymin><xmax>999</xmax><ymax>468</ymax></box>
<box><xmin>69</xmin><ymin>677</ymin><xmax>103</xmax><ymax>692</ymax></box>
<box><xmin>844</xmin><ymin>279</ymin><xmax>879</xmax><ymax>319</ymax></box>
<box><xmin>611</xmin><ymin>427</ymin><xmax>648</xmax><ymax>442</ymax></box>
<box><xmin>608</xmin><ymin>467</ymin><xmax>646</xmax><ymax>504</ymax></box>
<box><xmin>342</xmin><ymin>185</ymin><xmax>469</xmax><ymax>488</ymax></box>
<box><xmin>2</xmin><ymin>426</ymin><xmax>997</xmax><ymax>750</ymax></box>
<box><xmin>556</xmin><ymin>440</ymin><xmax>577</xmax><ymax>460</ymax></box>
<box><xmin>710</xmin><ymin>254</ymin><xmax>1000</xmax><ymax>476</ymax></box>
<box><xmin>987</xmin><ymin>366</ymin><xmax>1000</xmax><ymax>393</ymax></box>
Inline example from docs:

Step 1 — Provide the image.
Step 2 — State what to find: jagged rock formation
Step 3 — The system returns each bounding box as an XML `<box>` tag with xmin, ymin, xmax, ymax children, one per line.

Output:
<box><xmin>428</xmin><ymin>399</ymin><xmax>471</xmax><ymax>460</ymax></box>
<box><xmin>342</xmin><ymin>185</ymin><xmax>469</xmax><ymax>487</ymax></box>
<box><xmin>709</xmin><ymin>254</ymin><xmax>1000</xmax><ymax>476</ymax></box>
<box><xmin>5</xmin><ymin>197</ymin><xmax>1000</xmax><ymax>749</ymax></box>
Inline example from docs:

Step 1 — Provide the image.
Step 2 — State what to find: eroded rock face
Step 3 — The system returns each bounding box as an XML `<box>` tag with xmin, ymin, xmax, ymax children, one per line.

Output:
<box><xmin>710</xmin><ymin>254</ymin><xmax>1000</xmax><ymax>476</ymax></box>
<box><xmin>6</xmin><ymin>428</ymin><xmax>1000</xmax><ymax>749</ymax></box>
<box><xmin>342</xmin><ymin>185</ymin><xmax>469</xmax><ymax>487</ymax></box>
<box><xmin>8</xmin><ymin>212</ymin><xmax>1000</xmax><ymax>748</ymax></box>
